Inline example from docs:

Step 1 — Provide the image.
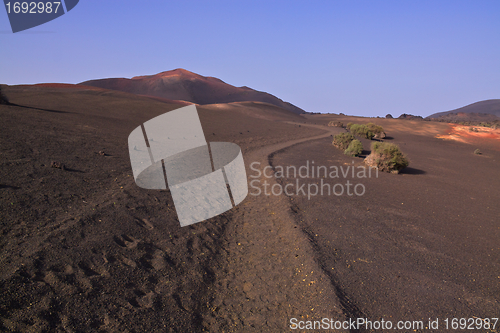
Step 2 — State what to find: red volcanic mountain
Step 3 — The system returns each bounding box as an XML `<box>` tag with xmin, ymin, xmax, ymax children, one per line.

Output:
<box><xmin>79</xmin><ymin>69</ymin><xmax>305</xmax><ymax>114</ymax></box>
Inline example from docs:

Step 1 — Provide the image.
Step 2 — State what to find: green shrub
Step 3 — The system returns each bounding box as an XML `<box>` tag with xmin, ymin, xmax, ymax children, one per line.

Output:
<box><xmin>349</xmin><ymin>124</ymin><xmax>375</xmax><ymax>139</ymax></box>
<box><xmin>344</xmin><ymin>139</ymin><xmax>363</xmax><ymax>157</ymax></box>
<box><xmin>366</xmin><ymin>123</ymin><xmax>386</xmax><ymax>139</ymax></box>
<box><xmin>346</xmin><ymin>122</ymin><xmax>354</xmax><ymax>130</ymax></box>
<box><xmin>332</xmin><ymin>133</ymin><xmax>355</xmax><ymax>150</ymax></box>
<box><xmin>364</xmin><ymin>142</ymin><xmax>409</xmax><ymax>173</ymax></box>
<box><xmin>474</xmin><ymin>149</ymin><xmax>481</xmax><ymax>155</ymax></box>
<box><xmin>328</xmin><ymin>121</ymin><xmax>344</xmax><ymax>127</ymax></box>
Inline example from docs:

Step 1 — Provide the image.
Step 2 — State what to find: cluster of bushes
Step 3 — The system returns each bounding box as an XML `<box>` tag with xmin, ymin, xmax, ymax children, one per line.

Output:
<box><xmin>366</xmin><ymin>123</ymin><xmax>385</xmax><ymax>139</ymax></box>
<box><xmin>332</xmin><ymin>131</ymin><xmax>409</xmax><ymax>173</ymax></box>
<box><xmin>437</xmin><ymin>120</ymin><xmax>500</xmax><ymax>128</ymax></box>
<box><xmin>345</xmin><ymin>122</ymin><xmax>386</xmax><ymax>139</ymax></box>
<box><xmin>328</xmin><ymin>121</ymin><xmax>344</xmax><ymax>127</ymax></box>
<box><xmin>364</xmin><ymin>142</ymin><xmax>409</xmax><ymax>173</ymax></box>
<box><xmin>468</xmin><ymin>125</ymin><xmax>499</xmax><ymax>131</ymax></box>
<box><xmin>332</xmin><ymin>133</ymin><xmax>355</xmax><ymax>150</ymax></box>
<box><xmin>332</xmin><ymin>133</ymin><xmax>363</xmax><ymax>157</ymax></box>
<box><xmin>350</xmin><ymin>124</ymin><xmax>375</xmax><ymax>139</ymax></box>
<box><xmin>476</xmin><ymin>122</ymin><xmax>499</xmax><ymax>129</ymax></box>
<box><xmin>344</xmin><ymin>140</ymin><xmax>363</xmax><ymax>157</ymax></box>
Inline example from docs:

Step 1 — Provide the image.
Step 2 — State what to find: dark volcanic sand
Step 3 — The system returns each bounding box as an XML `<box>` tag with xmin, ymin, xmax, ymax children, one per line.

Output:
<box><xmin>270</xmin><ymin>125</ymin><xmax>500</xmax><ymax>328</ymax></box>
<box><xmin>0</xmin><ymin>84</ymin><xmax>343</xmax><ymax>332</ymax></box>
<box><xmin>1</xmin><ymin>84</ymin><xmax>499</xmax><ymax>332</ymax></box>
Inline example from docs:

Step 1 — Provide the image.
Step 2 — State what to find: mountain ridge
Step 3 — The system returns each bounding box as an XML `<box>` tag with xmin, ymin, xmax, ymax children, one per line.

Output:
<box><xmin>79</xmin><ymin>69</ymin><xmax>305</xmax><ymax>114</ymax></box>
<box><xmin>427</xmin><ymin>99</ymin><xmax>500</xmax><ymax>121</ymax></box>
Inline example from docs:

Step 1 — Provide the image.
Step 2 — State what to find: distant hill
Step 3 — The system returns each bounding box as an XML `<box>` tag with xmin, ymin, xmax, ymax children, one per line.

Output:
<box><xmin>398</xmin><ymin>113</ymin><xmax>424</xmax><ymax>121</ymax></box>
<box><xmin>427</xmin><ymin>99</ymin><xmax>500</xmax><ymax>122</ymax></box>
<box><xmin>79</xmin><ymin>69</ymin><xmax>305</xmax><ymax>114</ymax></box>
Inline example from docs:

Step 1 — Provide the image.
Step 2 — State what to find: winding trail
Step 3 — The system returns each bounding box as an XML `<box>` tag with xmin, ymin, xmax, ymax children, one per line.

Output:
<box><xmin>203</xmin><ymin>123</ymin><xmax>351</xmax><ymax>332</ymax></box>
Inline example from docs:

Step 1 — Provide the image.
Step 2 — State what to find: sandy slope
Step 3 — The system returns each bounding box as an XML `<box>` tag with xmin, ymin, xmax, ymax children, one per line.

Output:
<box><xmin>276</xmin><ymin>114</ymin><xmax>500</xmax><ymax>328</ymax></box>
<box><xmin>0</xmin><ymin>84</ymin><xmax>340</xmax><ymax>332</ymax></box>
<box><xmin>1</xmin><ymin>85</ymin><xmax>499</xmax><ymax>332</ymax></box>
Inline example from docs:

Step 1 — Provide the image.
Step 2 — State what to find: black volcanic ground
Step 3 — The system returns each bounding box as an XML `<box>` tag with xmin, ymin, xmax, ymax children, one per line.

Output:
<box><xmin>1</xmin><ymin>83</ymin><xmax>499</xmax><ymax>332</ymax></box>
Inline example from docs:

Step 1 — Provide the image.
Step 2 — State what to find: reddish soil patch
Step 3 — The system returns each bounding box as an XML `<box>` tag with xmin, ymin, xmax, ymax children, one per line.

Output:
<box><xmin>436</xmin><ymin>124</ymin><xmax>500</xmax><ymax>148</ymax></box>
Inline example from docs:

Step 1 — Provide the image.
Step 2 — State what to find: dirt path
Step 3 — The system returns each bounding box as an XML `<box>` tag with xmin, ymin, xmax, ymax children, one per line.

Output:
<box><xmin>1</xmin><ymin>87</ymin><xmax>354</xmax><ymax>332</ymax></box>
<box><xmin>267</xmin><ymin>126</ymin><xmax>500</xmax><ymax>330</ymax></box>
<box><xmin>201</xmin><ymin>124</ymin><xmax>349</xmax><ymax>332</ymax></box>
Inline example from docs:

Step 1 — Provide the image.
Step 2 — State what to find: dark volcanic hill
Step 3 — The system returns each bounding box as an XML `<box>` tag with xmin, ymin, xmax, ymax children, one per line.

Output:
<box><xmin>427</xmin><ymin>99</ymin><xmax>500</xmax><ymax>121</ymax></box>
<box><xmin>79</xmin><ymin>68</ymin><xmax>305</xmax><ymax>114</ymax></box>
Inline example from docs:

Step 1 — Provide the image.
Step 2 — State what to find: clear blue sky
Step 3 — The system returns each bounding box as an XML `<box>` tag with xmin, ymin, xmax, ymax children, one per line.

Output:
<box><xmin>1</xmin><ymin>0</ymin><xmax>499</xmax><ymax>117</ymax></box>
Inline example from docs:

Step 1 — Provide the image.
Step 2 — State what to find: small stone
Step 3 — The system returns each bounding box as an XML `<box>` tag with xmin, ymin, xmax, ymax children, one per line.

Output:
<box><xmin>243</xmin><ymin>282</ymin><xmax>253</xmax><ymax>293</ymax></box>
<box><xmin>50</xmin><ymin>161</ymin><xmax>65</xmax><ymax>170</ymax></box>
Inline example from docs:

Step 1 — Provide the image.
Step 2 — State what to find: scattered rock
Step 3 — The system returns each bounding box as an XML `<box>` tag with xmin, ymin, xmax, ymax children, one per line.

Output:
<box><xmin>243</xmin><ymin>282</ymin><xmax>253</xmax><ymax>293</ymax></box>
<box><xmin>50</xmin><ymin>161</ymin><xmax>65</xmax><ymax>170</ymax></box>
<box><xmin>398</xmin><ymin>113</ymin><xmax>424</xmax><ymax>121</ymax></box>
<box><xmin>0</xmin><ymin>93</ymin><xmax>8</xmax><ymax>105</ymax></box>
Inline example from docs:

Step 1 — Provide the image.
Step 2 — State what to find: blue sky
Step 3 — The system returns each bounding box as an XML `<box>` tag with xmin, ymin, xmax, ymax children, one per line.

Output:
<box><xmin>1</xmin><ymin>0</ymin><xmax>499</xmax><ymax>117</ymax></box>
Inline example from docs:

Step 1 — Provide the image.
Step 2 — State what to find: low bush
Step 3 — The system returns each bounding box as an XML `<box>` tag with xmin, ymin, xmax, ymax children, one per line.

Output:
<box><xmin>474</xmin><ymin>149</ymin><xmax>481</xmax><ymax>155</ymax></box>
<box><xmin>349</xmin><ymin>124</ymin><xmax>375</xmax><ymax>139</ymax></box>
<box><xmin>366</xmin><ymin>123</ymin><xmax>386</xmax><ymax>139</ymax></box>
<box><xmin>344</xmin><ymin>139</ymin><xmax>363</xmax><ymax>157</ymax></box>
<box><xmin>364</xmin><ymin>142</ymin><xmax>409</xmax><ymax>173</ymax></box>
<box><xmin>328</xmin><ymin>121</ymin><xmax>344</xmax><ymax>127</ymax></box>
<box><xmin>346</xmin><ymin>122</ymin><xmax>354</xmax><ymax>130</ymax></box>
<box><xmin>332</xmin><ymin>133</ymin><xmax>355</xmax><ymax>150</ymax></box>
